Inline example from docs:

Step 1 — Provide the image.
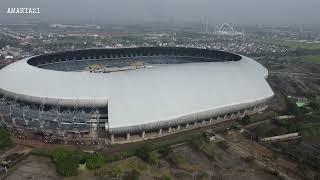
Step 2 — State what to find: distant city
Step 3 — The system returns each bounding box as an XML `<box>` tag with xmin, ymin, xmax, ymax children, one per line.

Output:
<box><xmin>0</xmin><ymin>21</ymin><xmax>320</xmax><ymax>180</ymax></box>
<box><xmin>1</xmin><ymin>22</ymin><xmax>319</xmax><ymax>68</ymax></box>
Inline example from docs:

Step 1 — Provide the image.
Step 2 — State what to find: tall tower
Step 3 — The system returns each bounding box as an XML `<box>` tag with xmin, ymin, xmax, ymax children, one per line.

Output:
<box><xmin>205</xmin><ymin>18</ymin><xmax>209</xmax><ymax>34</ymax></box>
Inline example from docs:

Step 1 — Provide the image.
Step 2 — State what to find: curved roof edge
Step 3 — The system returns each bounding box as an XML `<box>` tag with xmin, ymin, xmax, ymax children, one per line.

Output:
<box><xmin>109</xmin><ymin>94</ymin><xmax>273</xmax><ymax>134</ymax></box>
<box><xmin>0</xmin><ymin>88</ymin><xmax>108</xmax><ymax>108</ymax></box>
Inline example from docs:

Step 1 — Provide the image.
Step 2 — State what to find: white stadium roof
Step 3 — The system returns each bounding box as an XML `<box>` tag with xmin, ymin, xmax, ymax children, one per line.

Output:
<box><xmin>0</xmin><ymin>55</ymin><xmax>274</xmax><ymax>131</ymax></box>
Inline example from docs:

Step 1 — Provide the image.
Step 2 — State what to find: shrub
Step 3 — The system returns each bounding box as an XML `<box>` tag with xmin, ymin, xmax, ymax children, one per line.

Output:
<box><xmin>135</xmin><ymin>144</ymin><xmax>152</xmax><ymax>162</ymax></box>
<box><xmin>190</xmin><ymin>134</ymin><xmax>206</xmax><ymax>151</ymax></box>
<box><xmin>195</xmin><ymin>171</ymin><xmax>209</xmax><ymax>180</ymax></box>
<box><xmin>240</xmin><ymin>115</ymin><xmax>251</xmax><ymax>125</ymax></box>
<box><xmin>135</xmin><ymin>144</ymin><xmax>159</xmax><ymax>165</ymax></box>
<box><xmin>167</xmin><ymin>151</ymin><xmax>184</xmax><ymax>167</ymax></box>
<box><xmin>86</xmin><ymin>153</ymin><xmax>105</xmax><ymax>169</ymax></box>
<box><xmin>0</xmin><ymin>128</ymin><xmax>13</xmax><ymax>149</ymax></box>
<box><xmin>158</xmin><ymin>146</ymin><xmax>172</xmax><ymax>157</ymax></box>
<box><xmin>109</xmin><ymin>166</ymin><xmax>122</xmax><ymax>178</ymax></box>
<box><xmin>51</xmin><ymin>148</ymin><xmax>70</xmax><ymax>163</ymax></box>
<box><xmin>51</xmin><ymin>148</ymin><xmax>79</xmax><ymax>176</ymax></box>
<box><xmin>55</xmin><ymin>155</ymin><xmax>79</xmax><ymax>176</ymax></box>
<box><xmin>160</xmin><ymin>175</ymin><xmax>171</xmax><ymax>180</ymax></box>
<box><xmin>148</xmin><ymin>151</ymin><xmax>160</xmax><ymax>165</ymax></box>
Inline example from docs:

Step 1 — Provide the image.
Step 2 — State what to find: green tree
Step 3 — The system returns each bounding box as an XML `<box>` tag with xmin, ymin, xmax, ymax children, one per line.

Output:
<box><xmin>86</xmin><ymin>153</ymin><xmax>105</xmax><ymax>169</ymax></box>
<box><xmin>51</xmin><ymin>148</ymin><xmax>79</xmax><ymax>176</ymax></box>
<box><xmin>0</xmin><ymin>128</ymin><xmax>13</xmax><ymax>149</ymax></box>
<box><xmin>240</xmin><ymin>115</ymin><xmax>251</xmax><ymax>125</ymax></box>
<box><xmin>148</xmin><ymin>151</ymin><xmax>159</xmax><ymax>165</ymax></box>
<box><xmin>136</xmin><ymin>145</ymin><xmax>152</xmax><ymax>161</ymax></box>
<box><xmin>136</xmin><ymin>144</ymin><xmax>159</xmax><ymax>165</ymax></box>
<box><xmin>190</xmin><ymin>134</ymin><xmax>206</xmax><ymax>151</ymax></box>
<box><xmin>167</xmin><ymin>151</ymin><xmax>184</xmax><ymax>167</ymax></box>
<box><xmin>309</xmin><ymin>101</ymin><xmax>320</xmax><ymax>111</ymax></box>
<box><xmin>55</xmin><ymin>156</ymin><xmax>79</xmax><ymax>176</ymax></box>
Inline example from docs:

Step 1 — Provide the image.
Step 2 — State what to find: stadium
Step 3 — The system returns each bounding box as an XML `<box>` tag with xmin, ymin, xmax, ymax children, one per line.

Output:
<box><xmin>0</xmin><ymin>47</ymin><xmax>274</xmax><ymax>144</ymax></box>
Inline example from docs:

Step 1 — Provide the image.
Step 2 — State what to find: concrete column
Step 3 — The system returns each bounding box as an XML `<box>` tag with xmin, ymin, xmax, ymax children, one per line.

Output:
<box><xmin>186</xmin><ymin>123</ymin><xmax>189</xmax><ymax>128</ymax></box>
<box><xmin>177</xmin><ymin>125</ymin><xmax>181</xmax><ymax>130</ymax></box>
<box><xmin>105</xmin><ymin>121</ymin><xmax>108</xmax><ymax>130</ymax></box>
<box><xmin>159</xmin><ymin>128</ymin><xmax>162</xmax><ymax>135</ymax></box>
<box><xmin>202</xmin><ymin>120</ymin><xmax>205</xmax><ymax>125</ymax></box>
<box><xmin>168</xmin><ymin>127</ymin><xmax>172</xmax><ymax>133</ymax></box>
<box><xmin>141</xmin><ymin>131</ymin><xmax>145</xmax><ymax>139</ymax></box>
<box><xmin>127</xmin><ymin>133</ymin><xmax>130</xmax><ymax>141</ymax></box>
<box><xmin>224</xmin><ymin>115</ymin><xmax>227</xmax><ymax>119</ymax></box>
<box><xmin>110</xmin><ymin>134</ymin><xmax>114</xmax><ymax>144</ymax></box>
<box><xmin>194</xmin><ymin>121</ymin><xmax>197</xmax><ymax>126</ymax></box>
<box><xmin>209</xmin><ymin>118</ymin><xmax>213</xmax><ymax>123</ymax></box>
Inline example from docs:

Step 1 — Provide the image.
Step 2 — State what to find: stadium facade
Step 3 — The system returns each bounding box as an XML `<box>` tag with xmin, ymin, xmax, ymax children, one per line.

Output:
<box><xmin>0</xmin><ymin>47</ymin><xmax>274</xmax><ymax>144</ymax></box>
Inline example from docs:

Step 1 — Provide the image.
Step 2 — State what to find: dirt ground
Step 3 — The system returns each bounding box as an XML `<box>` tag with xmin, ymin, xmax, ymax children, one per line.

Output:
<box><xmin>63</xmin><ymin>135</ymin><xmax>284</xmax><ymax>180</ymax></box>
<box><xmin>0</xmin><ymin>145</ymin><xmax>32</xmax><ymax>160</ymax></box>
<box><xmin>171</xmin><ymin>145</ymin><xmax>275</xmax><ymax>180</ymax></box>
<box><xmin>224</xmin><ymin>130</ymin><xmax>306</xmax><ymax>180</ymax></box>
<box><xmin>5</xmin><ymin>155</ymin><xmax>59</xmax><ymax>180</ymax></box>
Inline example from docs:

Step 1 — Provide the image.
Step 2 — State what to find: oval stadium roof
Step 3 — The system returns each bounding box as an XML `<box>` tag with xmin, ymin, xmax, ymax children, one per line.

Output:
<box><xmin>0</xmin><ymin>50</ymin><xmax>274</xmax><ymax>132</ymax></box>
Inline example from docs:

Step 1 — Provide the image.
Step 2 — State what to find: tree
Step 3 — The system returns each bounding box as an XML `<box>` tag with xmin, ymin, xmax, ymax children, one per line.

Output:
<box><xmin>55</xmin><ymin>157</ymin><xmax>79</xmax><ymax>176</ymax></box>
<box><xmin>167</xmin><ymin>151</ymin><xmax>184</xmax><ymax>167</ymax></box>
<box><xmin>309</xmin><ymin>101</ymin><xmax>320</xmax><ymax>111</ymax></box>
<box><xmin>135</xmin><ymin>144</ymin><xmax>159</xmax><ymax>165</ymax></box>
<box><xmin>51</xmin><ymin>148</ymin><xmax>79</xmax><ymax>176</ymax></box>
<box><xmin>51</xmin><ymin>148</ymin><xmax>69</xmax><ymax>163</ymax></box>
<box><xmin>86</xmin><ymin>153</ymin><xmax>105</xmax><ymax>169</ymax></box>
<box><xmin>147</xmin><ymin>151</ymin><xmax>159</xmax><ymax>165</ymax></box>
<box><xmin>136</xmin><ymin>145</ymin><xmax>151</xmax><ymax>161</ymax></box>
<box><xmin>253</xmin><ymin>124</ymin><xmax>266</xmax><ymax>138</ymax></box>
<box><xmin>0</xmin><ymin>128</ymin><xmax>13</xmax><ymax>149</ymax></box>
<box><xmin>240</xmin><ymin>115</ymin><xmax>251</xmax><ymax>125</ymax></box>
<box><xmin>190</xmin><ymin>134</ymin><xmax>206</xmax><ymax>151</ymax></box>
<box><xmin>158</xmin><ymin>146</ymin><xmax>172</xmax><ymax>157</ymax></box>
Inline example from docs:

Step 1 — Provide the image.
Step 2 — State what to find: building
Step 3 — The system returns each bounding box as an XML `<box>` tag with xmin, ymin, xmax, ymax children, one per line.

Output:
<box><xmin>0</xmin><ymin>47</ymin><xmax>274</xmax><ymax>144</ymax></box>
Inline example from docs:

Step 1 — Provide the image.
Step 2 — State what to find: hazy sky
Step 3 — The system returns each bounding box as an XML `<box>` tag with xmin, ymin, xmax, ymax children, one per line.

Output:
<box><xmin>0</xmin><ymin>0</ymin><xmax>319</xmax><ymax>25</ymax></box>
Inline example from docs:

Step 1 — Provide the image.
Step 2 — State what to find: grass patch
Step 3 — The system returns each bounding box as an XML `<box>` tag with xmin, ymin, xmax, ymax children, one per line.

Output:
<box><xmin>31</xmin><ymin>148</ymin><xmax>113</xmax><ymax>177</ymax></box>
<box><xmin>167</xmin><ymin>151</ymin><xmax>185</xmax><ymax>167</ymax></box>
<box><xmin>300</xmin><ymin>123</ymin><xmax>320</xmax><ymax>138</ymax></box>
<box><xmin>301</xmin><ymin>55</ymin><xmax>320</xmax><ymax>63</ymax></box>
<box><xmin>31</xmin><ymin>130</ymin><xmax>205</xmax><ymax>177</ymax></box>
<box><xmin>260</xmin><ymin>39</ymin><xmax>320</xmax><ymax>50</ymax></box>
<box><xmin>286</xmin><ymin>55</ymin><xmax>320</xmax><ymax>63</ymax></box>
<box><xmin>0</xmin><ymin>128</ymin><xmax>13</xmax><ymax>150</ymax></box>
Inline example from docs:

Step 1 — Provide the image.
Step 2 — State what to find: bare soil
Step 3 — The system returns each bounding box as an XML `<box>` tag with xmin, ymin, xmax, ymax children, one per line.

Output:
<box><xmin>5</xmin><ymin>155</ymin><xmax>59</xmax><ymax>180</ymax></box>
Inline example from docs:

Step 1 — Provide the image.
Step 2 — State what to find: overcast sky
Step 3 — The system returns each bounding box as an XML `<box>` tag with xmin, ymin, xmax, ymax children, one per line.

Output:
<box><xmin>1</xmin><ymin>0</ymin><xmax>320</xmax><ymax>25</ymax></box>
